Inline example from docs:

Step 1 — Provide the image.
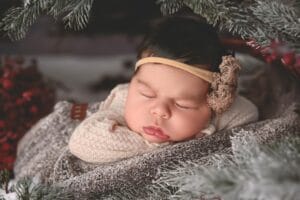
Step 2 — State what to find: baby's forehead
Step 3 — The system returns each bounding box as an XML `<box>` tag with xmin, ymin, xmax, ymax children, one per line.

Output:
<box><xmin>134</xmin><ymin>76</ymin><xmax>208</xmax><ymax>102</ymax></box>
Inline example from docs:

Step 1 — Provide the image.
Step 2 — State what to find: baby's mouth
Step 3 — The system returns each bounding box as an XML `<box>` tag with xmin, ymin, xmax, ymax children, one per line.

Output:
<box><xmin>142</xmin><ymin>126</ymin><xmax>170</xmax><ymax>140</ymax></box>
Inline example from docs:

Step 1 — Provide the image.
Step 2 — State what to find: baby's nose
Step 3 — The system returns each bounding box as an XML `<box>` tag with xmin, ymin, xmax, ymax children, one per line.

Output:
<box><xmin>150</xmin><ymin>103</ymin><xmax>171</xmax><ymax>119</ymax></box>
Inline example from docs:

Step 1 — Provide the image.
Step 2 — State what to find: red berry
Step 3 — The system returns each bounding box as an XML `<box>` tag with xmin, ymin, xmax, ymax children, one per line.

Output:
<box><xmin>2</xmin><ymin>156</ymin><xmax>15</xmax><ymax>164</ymax></box>
<box><xmin>7</xmin><ymin>131</ymin><xmax>17</xmax><ymax>140</ymax></box>
<box><xmin>270</xmin><ymin>52</ymin><xmax>278</xmax><ymax>61</ymax></box>
<box><xmin>8</xmin><ymin>112</ymin><xmax>17</xmax><ymax>121</ymax></box>
<box><xmin>0</xmin><ymin>56</ymin><xmax>55</xmax><ymax>171</ymax></box>
<box><xmin>30</xmin><ymin>105</ymin><xmax>38</xmax><ymax>114</ymax></box>
<box><xmin>295</xmin><ymin>57</ymin><xmax>300</xmax><ymax>67</ymax></box>
<box><xmin>293</xmin><ymin>56</ymin><xmax>300</xmax><ymax>76</ymax></box>
<box><xmin>264</xmin><ymin>55</ymin><xmax>273</xmax><ymax>64</ymax></box>
<box><xmin>281</xmin><ymin>52</ymin><xmax>295</xmax><ymax>66</ymax></box>
<box><xmin>22</xmin><ymin>91</ymin><xmax>33</xmax><ymax>101</ymax></box>
<box><xmin>16</xmin><ymin>98</ymin><xmax>25</xmax><ymax>105</ymax></box>
<box><xmin>0</xmin><ymin>143</ymin><xmax>11</xmax><ymax>152</ymax></box>
<box><xmin>0</xmin><ymin>120</ymin><xmax>5</xmax><ymax>129</ymax></box>
<box><xmin>270</xmin><ymin>39</ymin><xmax>281</xmax><ymax>48</ymax></box>
<box><xmin>3</xmin><ymin>102</ymin><xmax>14</xmax><ymax>111</ymax></box>
<box><xmin>2</xmin><ymin>79</ymin><xmax>14</xmax><ymax>90</ymax></box>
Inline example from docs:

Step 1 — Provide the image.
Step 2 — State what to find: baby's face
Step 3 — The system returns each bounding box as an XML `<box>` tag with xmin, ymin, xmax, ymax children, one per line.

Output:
<box><xmin>124</xmin><ymin>63</ymin><xmax>212</xmax><ymax>143</ymax></box>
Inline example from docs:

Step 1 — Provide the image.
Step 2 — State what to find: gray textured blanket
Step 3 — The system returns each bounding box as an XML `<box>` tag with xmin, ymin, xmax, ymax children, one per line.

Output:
<box><xmin>13</xmin><ymin>56</ymin><xmax>300</xmax><ymax>199</ymax></box>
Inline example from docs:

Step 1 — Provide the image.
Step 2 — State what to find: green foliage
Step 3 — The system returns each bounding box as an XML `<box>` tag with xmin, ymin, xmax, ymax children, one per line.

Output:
<box><xmin>14</xmin><ymin>177</ymin><xmax>74</xmax><ymax>200</ymax></box>
<box><xmin>0</xmin><ymin>0</ymin><xmax>94</xmax><ymax>40</ymax></box>
<box><xmin>149</xmin><ymin>131</ymin><xmax>300</xmax><ymax>200</ymax></box>
<box><xmin>158</xmin><ymin>0</ymin><xmax>300</xmax><ymax>52</ymax></box>
<box><xmin>62</xmin><ymin>0</ymin><xmax>94</xmax><ymax>31</ymax></box>
<box><xmin>0</xmin><ymin>174</ymin><xmax>74</xmax><ymax>200</ymax></box>
<box><xmin>0</xmin><ymin>0</ymin><xmax>299</xmax><ymax>53</ymax></box>
<box><xmin>0</xmin><ymin>170</ymin><xmax>10</xmax><ymax>193</ymax></box>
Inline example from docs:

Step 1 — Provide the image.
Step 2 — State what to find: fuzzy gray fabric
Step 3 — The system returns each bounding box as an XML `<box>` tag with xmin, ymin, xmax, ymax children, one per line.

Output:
<box><xmin>14</xmin><ymin>56</ymin><xmax>300</xmax><ymax>199</ymax></box>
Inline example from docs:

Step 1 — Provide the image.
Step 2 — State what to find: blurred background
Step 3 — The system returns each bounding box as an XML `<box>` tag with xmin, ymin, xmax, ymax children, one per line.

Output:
<box><xmin>0</xmin><ymin>0</ymin><xmax>162</xmax><ymax>102</ymax></box>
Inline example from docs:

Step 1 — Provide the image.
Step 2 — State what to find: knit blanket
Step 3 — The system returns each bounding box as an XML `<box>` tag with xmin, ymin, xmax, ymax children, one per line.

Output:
<box><xmin>13</xmin><ymin>57</ymin><xmax>300</xmax><ymax>199</ymax></box>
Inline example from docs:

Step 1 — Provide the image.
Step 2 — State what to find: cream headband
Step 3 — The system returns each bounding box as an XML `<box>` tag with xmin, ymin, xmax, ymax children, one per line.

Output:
<box><xmin>135</xmin><ymin>57</ymin><xmax>214</xmax><ymax>83</ymax></box>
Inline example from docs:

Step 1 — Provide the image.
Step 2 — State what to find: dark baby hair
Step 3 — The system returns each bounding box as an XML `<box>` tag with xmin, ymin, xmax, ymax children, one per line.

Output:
<box><xmin>137</xmin><ymin>15</ymin><xmax>227</xmax><ymax>72</ymax></box>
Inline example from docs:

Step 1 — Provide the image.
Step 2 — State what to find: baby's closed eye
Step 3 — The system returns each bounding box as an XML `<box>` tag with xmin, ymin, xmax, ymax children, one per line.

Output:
<box><xmin>174</xmin><ymin>102</ymin><xmax>198</xmax><ymax>110</ymax></box>
<box><xmin>138</xmin><ymin>87</ymin><xmax>156</xmax><ymax>99</ymax></box>
<box><xmin>140</xmin><ymin>92</ymin><xmax>156</xmax><ymax>98</ymax></box>
<box><xmin>175</xmin><ymin>103</ymin><xmax>195</xmax><ymax>109</ymax></box>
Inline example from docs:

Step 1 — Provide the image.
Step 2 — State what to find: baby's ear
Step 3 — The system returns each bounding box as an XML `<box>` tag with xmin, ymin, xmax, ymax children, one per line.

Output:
<box><xmin>195</xmin><ymin>124</ymin><xmax>216</xmax><ymax>138</ymax></box>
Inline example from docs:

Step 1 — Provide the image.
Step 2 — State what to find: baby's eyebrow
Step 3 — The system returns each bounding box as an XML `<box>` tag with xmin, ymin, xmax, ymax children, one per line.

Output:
<box><xmin>176</xmin><ymin>89</ymin><xmax>206</xmax><ymax>102</ymax></box>
<box><xmin>136</xmin><ymin>79</ymin><xmax>152</xmax><ymax>89</ymax></box>
<box><xmin>176</xmin><ymin>93</ymin><xmax>203</xmax><ymax>102</ymax></box>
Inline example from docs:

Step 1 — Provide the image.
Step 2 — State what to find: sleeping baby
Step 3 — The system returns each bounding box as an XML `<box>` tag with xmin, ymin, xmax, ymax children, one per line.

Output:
<box><xmin>68</xmin><ymin>15</ymin><xmax>258</xmax><ymax>163</ymax></box>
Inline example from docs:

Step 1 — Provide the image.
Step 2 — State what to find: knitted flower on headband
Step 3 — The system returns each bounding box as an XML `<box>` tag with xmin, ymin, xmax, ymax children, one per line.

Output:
<box><xmin>207</xmin><ymin>55</ymin><xmax>241</xmax><ymax>114</ymax></box>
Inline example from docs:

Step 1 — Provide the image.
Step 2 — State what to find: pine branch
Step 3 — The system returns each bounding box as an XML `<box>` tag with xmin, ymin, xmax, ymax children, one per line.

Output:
<box><xmin>48</xmin><ymin>0</ymin><xmax>71</xmax><ymax>19</ymax></box>
<box><xmin>0</xmin><ymin>0</ymin><xmax>52</xmax><ymax>41</ymax></box>
<box><xmin>157</xmin><ymin>0</ymin><xmax>185</xmax><ymax>15</ymax></box>
<box><xmin>0</xmin><ymin>170</ymin><xmax>10</xmax><ymax>194</ymax></box>
<box><xmin>14</xmin><ymin>177</ymin><xmax>74</xmax><ymax>200</ymax></box>
<box><xmin>0</xmin><ymin>6</ymin><xmax>40</xmax><ymax>41</ymax></box>
<box><xmin>158</xmin><ymin>0</ymin><xmax>300</xmax><ymax>53</ymax></box>
<box><xmin>1</xmin><ymin>0</ymin><xmax>298</xmax><ymax>51</ymax></box>
<box><xmin>148</xmin><ymin>131</ymin><xmax>300</xmax><ymax>200</ymax></box>
<box><xmin>0</xmin><ymin>0</ymin><xmax>94</xmax><ymax>40</ymax></box>
<box><xmin>250</xmin><ymin>0</ymin><xmax>300</xmax><ymax>49</ymax></box>
<box><xmin>62</xmin><ymin>0</ymin><xmax>94</xmax><ymax>31</ymax></box>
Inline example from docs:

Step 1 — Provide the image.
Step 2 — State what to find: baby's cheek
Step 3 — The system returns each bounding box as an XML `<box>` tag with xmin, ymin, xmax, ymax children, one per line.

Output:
<box><xmin>125</xmin><ymin>110</ymin><xmax>137</xmax><ymax>132</ymax></box>
<box><xmin>124</xmin><ymin>98</ymin><xmax>135</xmax><ymax>127</ymax></box>
<box><xmin>173</xmin><ymin>112</ymin><xmax>209</xmax><ymax>139</ymax></box>
<box><xmin>125</xmin><ymin>101</ymin><xmax>144</xmax><ymax>132</ymax></box>
<box><xmin>177</xmin><ymin>117</ymin><xmax>200</xmax><ymax>133</ymax></box>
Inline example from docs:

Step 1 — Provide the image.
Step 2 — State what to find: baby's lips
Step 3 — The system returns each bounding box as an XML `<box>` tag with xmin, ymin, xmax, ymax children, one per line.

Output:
<box><xmin>143</xmin><ymin>126</ymin><xmax>170</xmax><ymax>139</ymax></box>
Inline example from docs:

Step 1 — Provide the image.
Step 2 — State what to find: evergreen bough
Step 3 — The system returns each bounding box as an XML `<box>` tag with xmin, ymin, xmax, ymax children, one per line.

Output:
<box><xmin>0</xmin><ymin>0</ymin><xmax>94</xmax><ymax>40</ymax></box>
<box><xmin>0</xmin><ymin>0</ymin><xmax>299</xmax><ymax>53</ymax></box>
<box><xmin>146</xmin><ymin>131</ymin><xmax>300</xmax><ymax>200</ymax></box>
<box><xmin>0</xmin><ymin>175</ymin><xmax>74</xmax><ymax>200</ymax></box>
<box><xmin>158</xmin><ymin>0</ymin><xmax>300</xmax><ymax>53</ymax></box>
<box><xmin>87</xmin><ymin>131</ymin><xmax>300</xmax><ymax>200</ymax></box>
<box><xmin>0</xmin><ymin>0</ymin><xmax>300</xmax><ymax>52</ymax></box>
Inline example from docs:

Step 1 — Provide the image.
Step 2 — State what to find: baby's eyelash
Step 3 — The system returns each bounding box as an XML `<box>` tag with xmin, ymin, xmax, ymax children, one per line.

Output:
<box><xmin>140</xmin><ymin>92</ymin><xmax>155</xmax><ymax>98</ymax></box>
<box><xmin>175</xmin><ymin>103</ymin><xmax>192</xmax><ymax>109</ymax></box>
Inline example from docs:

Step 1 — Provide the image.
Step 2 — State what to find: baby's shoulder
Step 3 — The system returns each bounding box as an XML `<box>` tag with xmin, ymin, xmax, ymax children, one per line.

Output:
<box><xmin>233</xmin><ymin>95</ymin><xmax>256</xmax><ymax>108</ymax></box>
<box><xmin>232</xmin><ymin>95</ymin><xmax>258</xmax><ymax>113</ymax></box>
<box><xmin>215</xmin><ymin>95</ymin><xmax>259</xmax><ymax>130</ymax></box>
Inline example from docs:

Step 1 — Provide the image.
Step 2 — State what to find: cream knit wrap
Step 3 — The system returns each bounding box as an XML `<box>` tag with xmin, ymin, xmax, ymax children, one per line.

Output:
<box><xmin>69</xmin><ymin>84</ymin><xmax>258</xmax><ymax>164</ymax></box>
